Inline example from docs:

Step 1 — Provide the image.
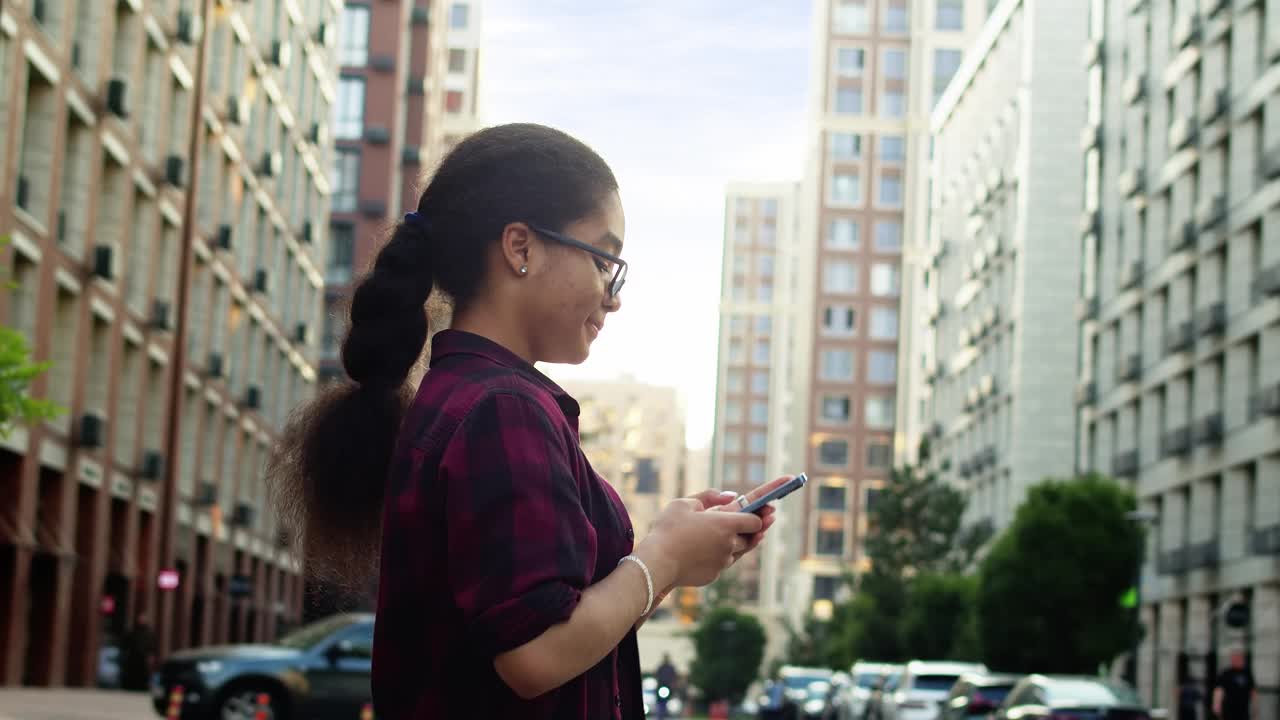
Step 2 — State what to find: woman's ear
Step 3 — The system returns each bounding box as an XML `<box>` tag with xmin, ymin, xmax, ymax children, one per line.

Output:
<box><xmin>499</xmin><ymin>222</ymin><xmax>534</xmax><ymax>276</ymax></box>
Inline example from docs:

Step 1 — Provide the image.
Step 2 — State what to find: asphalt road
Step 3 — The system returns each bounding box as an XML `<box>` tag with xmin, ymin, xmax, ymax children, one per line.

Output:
<box><xmin>0</xmin><ymin>689</ymin><xmax>154</xmax><ymax>720</ymax></box>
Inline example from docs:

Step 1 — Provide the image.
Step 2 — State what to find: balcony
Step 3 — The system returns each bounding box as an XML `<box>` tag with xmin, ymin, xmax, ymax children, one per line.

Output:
<box><xmin>1185</xmin><ymin>540</ymin><xmax>1220</xmax><ymax>570</ymax></box>
<box><xmin>1080</xmin><ymin>209</ymin><xmax>1101</xmax><ymax>237</ymax></box>
<box><xmin>1112</xmin><ymin>450</ymin><xmax>1140</xmax><ymax>477</ymax></box>
<box><xmin>1080</xmin><ymin>124</ymin><xmax>1102</xmax><ymax>152</ymax></box>
<box><xmin>1172</xmin><ymin>13</ymin><xmax>1201</xmax><ymax>49</ymax></box>
<box><xmin>1122</xmin><ymin>74</ymin><xmax>1146</xmax><ymax>105</ymax></box>
<box><xmin>1195</xmin><ymin>302</ymin><xmax>1226</xmax><ymax>337</ymax></box>
<box><xmin>1117</xmin><ymin>354</ymin><xmax>1143</xmax><ymax>384</ymax></box>
<box><xmin>1251</xmin><ymin>524</ymin><xmax>1280</xmax><ymax>555</ymax></box>
<box><xmin>1170</xmin><ymin>220</ymin><xmax>1196</xmax><ymax>253</ymax></box>
<box><xmin>1252</xmin><ymin>263</ymin><xmax>1280</xmax><ymax>303</ymax></box>
<box><xmin>1158</xmin><ymin>426</ymin><xmax>1192</xmax><ymax>458</ymax></box>
<box><xmin>1200</xmin><ymin>87</ymin><xmax>1230</xmax><ymax>125</ymax></box>
<box><xmin>1168</xmin><ymin>115</ymin><xmax>1198</xmax><ymax>151</ymax></box>
<box><xmin>1248</xmin><ymin>383</ymin><xmax>1280</xmax><ymax>422</ymax></box>
<box><xmin>1164</xmin><ymin>321</ymin><xmax>1195</xmax><ymax>354</ymax></box>
<box><xmin>1262</xmin><ymin>144</ymin><xmax>1280</xmax><ymax>184</ymax></box>
<box><xmin>1192</xmin><ymin>413</ymin><xmax>1224</xmax><ymax>446</ymax></box>
<box><xmin>1081</xmin><ymin>39</ymin><xmax>1103</xmax><ymax>68</ymax></box>
<box><xmin>1118</xmin><ymin>167</ymin><xmax>1145</xmax><ymax>197</ymax></box>
<box><xmin>1195</xmin><ymin>194</ymin><xmax>1226</xmax><ymax>231</ymax></box>
<box><xmin>1076</xmin><ymin>296</ymin><xmax>1100</xmax><ymax>322</ymax></box>
<box><xmin>1119</xmin><ymin>260</ymin><xmax>1143</xmax><ymax>291</ymax></box>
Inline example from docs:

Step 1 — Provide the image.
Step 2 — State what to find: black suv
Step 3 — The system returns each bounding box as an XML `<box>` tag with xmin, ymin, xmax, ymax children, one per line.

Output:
<box><xmin>151</xmin><ymin>613</ymin><xmax>374</xmax><ymax>720</ymax></box>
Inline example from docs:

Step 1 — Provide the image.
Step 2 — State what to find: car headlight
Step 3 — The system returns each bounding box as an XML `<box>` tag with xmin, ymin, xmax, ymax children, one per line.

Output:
<box><xmin>805</xmin><ymin>699</ymin><xmax>826</xmax><ymax>714</ymax></box>
<box><xmin>195</xmin><ymin>660</ymin><xmax>223</xmax><ymax>675</ymax></box>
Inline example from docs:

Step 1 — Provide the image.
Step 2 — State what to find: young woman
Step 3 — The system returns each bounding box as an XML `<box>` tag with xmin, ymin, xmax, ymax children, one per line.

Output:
<box><xmin>270</xmin><ymin>123</ymin><xmax>785</xmax><ymax>718</ymax></box>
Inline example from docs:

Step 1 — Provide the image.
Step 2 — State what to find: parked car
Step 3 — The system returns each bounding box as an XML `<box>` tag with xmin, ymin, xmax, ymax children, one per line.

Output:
<box><xmin>838</xmin><ymin>662</ymin><xmax>902</xmax><ymax>720</ymax></box>
<box><xmin>941</xmin><ymin>672</ymin><xmax>1023</xmax><ymax>720</ymax></box>
<box><xmin>760</xmin><ymin>666</ymin><xmax>836</xmax><ymax>719</ymax></box>
<box><xmin>865</xmin><ymin>665</ymin><xmax>906</xmax><ymax>720</ymax></box>
<box><xmin>150</xmin><ymin>613</ymin><xmax>374</xmax><ymax>720</ymax></box>
<box><xmin>993</xmin><ymin>675</ymin><xmax>1154</xmax><ymax>720</ymax></box>
<box><xmin>880</xmin><ymin>661</ymin><xmax>989</xmax><ymax>720</ymax></box>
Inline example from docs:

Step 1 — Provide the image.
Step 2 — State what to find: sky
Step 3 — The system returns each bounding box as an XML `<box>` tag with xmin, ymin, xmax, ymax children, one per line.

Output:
<box><xmin>479</xmin><ymin>0</ymin><xmax>814</xmax><ymax>448</ymax></box>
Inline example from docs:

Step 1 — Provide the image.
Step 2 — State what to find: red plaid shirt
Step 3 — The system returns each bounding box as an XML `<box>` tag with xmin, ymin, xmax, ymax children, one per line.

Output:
<box><xmin>372</xmin><ymin>329</ymin><xmax>643</xmax><ymax>719</ymax></box>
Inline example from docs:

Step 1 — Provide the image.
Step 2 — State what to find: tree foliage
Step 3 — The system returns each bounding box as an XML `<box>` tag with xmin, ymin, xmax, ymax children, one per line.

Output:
<box><xmin>689</xmin><ymin>606</ymin><xmax>767</xmax><ymax>704</ymax></box>
<box><xmin>864</xmin><ymin>463</ymin><xmax>992</xmax><ymax>576</ymax></box>
<box><xmin>0</xmin><ymin>238</ymin><xmax>60</xmax><ymax>433</ymax></box>
<box><xmin>976</xmin><ymin>475</ymin><xmax>1143</xmax><ymax>673</ymax></box>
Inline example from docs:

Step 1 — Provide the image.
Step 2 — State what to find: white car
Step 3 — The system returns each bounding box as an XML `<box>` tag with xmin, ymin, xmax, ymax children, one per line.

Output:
<box><xmin>880</xmin><ymin>661</ymin><xmax>989</xmax><ymax>720</ymax></box>
<box><xmin>840</xmin><ymin>662</ymin><xmax>902</xmax><ymax>720</ymax></box>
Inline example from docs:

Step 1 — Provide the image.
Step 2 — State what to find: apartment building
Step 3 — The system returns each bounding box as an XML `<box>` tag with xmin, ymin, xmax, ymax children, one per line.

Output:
<box><xmin>784</xmin><ymin>0</ymin><xmax>987</xmax><ymax>626</ymax></box>
<box><xmin>1078</xmin><ymin>0</ymin><xmax>1280</xmax><ymax>715</ymax></box>
<box><xmin>913</xmin><ymin>0</ymin><xmax>1088</xmax><ymax>531</ymax></box>
<box><xmin>0</xmin><ymin>0</ymin><xmax>339</xmax><ymax>684</ymax></box>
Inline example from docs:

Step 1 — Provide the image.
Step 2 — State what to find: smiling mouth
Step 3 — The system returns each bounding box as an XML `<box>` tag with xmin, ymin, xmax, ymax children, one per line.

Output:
<box><xmin>587</xmin><ymin>321</ymin><xmax>603</xmax><ymax>337</ymax></box>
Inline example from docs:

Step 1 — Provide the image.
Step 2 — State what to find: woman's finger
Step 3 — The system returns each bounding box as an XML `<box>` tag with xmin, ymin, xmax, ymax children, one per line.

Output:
<box><xmin>688</xmin><ymin>488</ymin><xmax>739</xmax><ymax>509</ymax></box>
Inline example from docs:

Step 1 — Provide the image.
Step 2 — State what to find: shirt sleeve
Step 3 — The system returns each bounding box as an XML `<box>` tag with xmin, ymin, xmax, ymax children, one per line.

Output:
<box><xmin>440</xmin><ymin>390</ymin><xmax>598</xmax><ymax>657</ymax></box>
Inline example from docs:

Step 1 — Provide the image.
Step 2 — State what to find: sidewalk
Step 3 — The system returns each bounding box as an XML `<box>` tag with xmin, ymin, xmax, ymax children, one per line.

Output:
<box><xmin>0</xmin><ymin>689</ymin><xmax>153</xmax><ymax>720</ymax></box>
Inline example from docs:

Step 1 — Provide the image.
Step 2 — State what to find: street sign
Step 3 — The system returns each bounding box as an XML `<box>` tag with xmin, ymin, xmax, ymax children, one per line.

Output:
<box><xmin>1225</xmin><ymin>601</ymin><xmax>1250</xmax><ymax>628</ymax></box>
<box><xmin>158</xmin><ymin>569</ymin><xmax>181</xmax><ymax>591</ymax></box>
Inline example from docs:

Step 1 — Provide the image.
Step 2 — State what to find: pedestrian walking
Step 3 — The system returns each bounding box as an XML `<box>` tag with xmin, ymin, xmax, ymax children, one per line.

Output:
<box><xmin>269</xmin><ymin>123</ymin><xmax>786</xmax><ymax>719</ymax></box>
<box><xmin>1178</xmin><ymin>677</ymin><xmax>1202</xmax><ymax>720</ymax></box>
<box><xmin>1212</xmin><ymin>650</ymin><xmax>1256</xmax><ymax>720</ymax></box>
<box><xmin>118</xmin><ymin>613</ymin><xmax>155</xmax><ymax>692</ymax></box>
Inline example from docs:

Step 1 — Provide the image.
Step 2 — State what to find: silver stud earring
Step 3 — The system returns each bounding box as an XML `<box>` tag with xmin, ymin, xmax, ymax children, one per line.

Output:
<box><xmin>520</xmin><ymin>265</ymin><xmax>528</xmax><ymax>275</ymax></box>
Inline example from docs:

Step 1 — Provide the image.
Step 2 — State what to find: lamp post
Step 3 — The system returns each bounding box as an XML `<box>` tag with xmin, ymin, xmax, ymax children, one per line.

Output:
<box><xmin>1125</xmin><ymin>509</ymin><xmax>1159</xmax><ymax>692</ymax></box>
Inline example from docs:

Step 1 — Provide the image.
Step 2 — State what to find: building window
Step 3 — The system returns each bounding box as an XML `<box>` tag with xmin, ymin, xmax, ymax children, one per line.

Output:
<box><xmin>817</xmin><ymin>527</ymin><xmax>845</xmax><ymax>556</ymax></box>
<box><xmin>882</xmin><ymin>48</ymin><xmax>908</xmax><ymax>80</ymax></box>
<box><xmin>865</xmin><ymin>487</ymin><xmax>884</xmax><ymax>513</ymax></box>
<box><xmin>448</xmin><ymin>48</ymin><xmax>468</xmax><ymax>73</ymax></box>
<box><xmin>730</xmin><ymin>316</ymin><xmax>748</xmax><ymax>335</ymax></box>
<box><xmin>449</xmin><ymin>3</ymin><xmax>469</xmax><ymax>29</ymax></box>
<box><xmin>934</xmin><ymin>49</ymin><xmax>964</xmax><ymax>103</ymax></box>
<box><xmin>865</xmin><ymin>396</ymin><xmax>896</xmax><ymax>428</ymax></box>
<box><xmin>829</xmin><ymin>173</ymin><xmax>861</xmax><ymax>205</ymax></box>
<box><xmin>818</xmin><ymin>441</ymin><xmax>849</xmax><ymax>468</ymax></box>
<box><xmin>755</xmin><ymin>316</ymin><xmax>772</xmax><ymax>335</ymax></box>
<box><xmin>827</xmin><ymin>218</ymin><xmax>860</xmax><ymax>249</ymax></box>
<box><xmin>874</xmin><ymin>221</ymin><xmax>903</xmax><ymax>251</ymax></box>
<box><xmin>878</xmin><ymin>172</ymin><xmax>903</xmax><ymax>207</ymax></box>
<box><xmin>830</xmin><ymin>132</ymin><xmax>862</xmax><ymax>160</ymax></box>
<box><xmin>871</xmin><ymin>263</ymin><xmax>901</xmax><ymax>296</ymax></box>
<box><xmin>814</xmin><ymin>575</ymin><xmax>839</xmax><ymax>600</ymax></box>
<box><xmin>758</xmin><ymin>254</ymin><xmax>775</xmax><ymax>278</ymax></box>
<box><xmin>821</xmin><ymin>395</ymin><xmax>851</xmax><ymax>423</ymax></box>
<box><xmin>756</xmin><ymin>284</ymin><xmax>774</xmax><ymax>302</ymax></box>
<box><xmin>729</xmin><ymin>338</ymin><xmax>746</xmax><ymax>364</ymax></box>
<box><xmin>883</xmin><ymin>0</ymin><xmax>909</xmax><ymax>33</ymax></box>
<box><xmin>726</xmin><ymin>369</ymin><xmax>745</xmax><ymax>392</ymax></box>
<box><xmin>867</xmin><ymin>441</ymin><xmax>893</xmax><ymax>469</ymax></box>
<box><xmin>818</xmin><ymin>484</ymin><xmax>847</xmax><ymax>510</ymax></box>
<box><xmin>748</xmin><ymin>432</ymin><xmax>768</xmax><ymax>455</ymax></box>
<box><xmin>820</xmin><ymin>349</ymin><xmax>856</xmax><ymax>381</ymax></box>
<box><xmin>879</xmin><ymin>135</ymin><xmax>905</xmax><ymax>163</ymax></box>
<box><xmin>762</xmin><ymin>199</ymin><xmax>778</xmax><ymax>217</ymax></box>
<box><xmin>329</xmin><ymin>148</ymin><xmax>360</xmax><ymax>212</ymax></box>
<box><xmin>834</xmin><ymin>0</ymin><xmax>870</xmax><ymax>33</ymax></box>
<box><xmin>753</xmin><ymin>339</ymin><xmax>771</xmax><ymax>365</ymax></box>
<box><xmin>936</xmin><ymin>0</ymin><xmax>964</xmax><ymax>30</ymax></box>
<box><xmin>725</xmin><ymin>401</ymin><xmax>743</xmax><ymax>424</ymax></box>
<box><xmin>823</xmin><ymin>306</ymin><xmax>857</xmax><ymax>336</ymax></box>
<box><xmin>445</xmin><ymin>90</ymin><xmax>464</xmax><ymax>114</ymax></box>
<box><xmin>867</xmin><ymin>350</ymin><xmax>897</xmax><ymax>384</ymax></box>
<box><xmin>337</xmin><ymin>5</ymin><xmax>370</xmax><ymax>65</ymax></box>
<box><xmin>835</xmin><ymin>88</ymin><xmax>864</xmax><ymax>114</ymax></box>
<box><xmin>823</xmin><ymin>260</ymin><xmax>859</xmax><ymax>294</ymax></box>
<box><xmin>748</xmin><ymin>462</ymin><xmax>765</xmax><ymax>484</ymax></box>
<box><xmin>751</xmin><ymin>370</ymin><xmax>770</xmax><ymax>395</ymax></box>
<box><xmin>733</xmin><ymin>254</ymin><xmax>749</xmax><ymax>276</ymax></box>
<box><xmin>882</xmin><ymin>89</ymin><xmax>907</xmax><ymax>118</ymax></box>
<box><xmin>836</xmin><ymin>47</ymin><xmax>866</xmax><ymax>76</ymax></box>
<box><xmin>333</xmin><ymin>76</ymin><xmax>366</xmax><ymax>139</ymax></box>
<box><xmin>723</xmin><ymin>431</ymin><xmax>742</xmax><ymax>452</ymax></box>
<box><xmin>723</xmin><ymin>463</ymin><xmax>741</xmax><ymax>484</ymax></box>
<box><xmin>327</xmin><ymin>223</ymin><xmax>355</xmax><ymax>284</ymax></box>
<box><xmin>870</xmin><ymin>307</ymin><xmax>899</xmax><ymax>339</ymax></box>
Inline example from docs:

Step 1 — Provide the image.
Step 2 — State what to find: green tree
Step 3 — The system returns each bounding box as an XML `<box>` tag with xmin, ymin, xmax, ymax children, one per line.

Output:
<box><xmin>977</xmin><ymin>474</ymin><xmax>1143</xmax><ymax>673</ymax></box>
<box><xmin>864</xmin><ymin>463</ymin><xmax>992</xmax><ymax>576</ymax></box>
<box><xmin>689</xmin><ymin>606</ymin><xmax>767</xmax><ymax>704</ymax></box>
<box><xmin>0</xmin><ymin>238</ymin><xmax>59</xmax><ymax>433</ymax></box>
<box><xmin>900</xmin><ymin>573</ymin><xmax>981</xmax><ymax>661</ymax></box>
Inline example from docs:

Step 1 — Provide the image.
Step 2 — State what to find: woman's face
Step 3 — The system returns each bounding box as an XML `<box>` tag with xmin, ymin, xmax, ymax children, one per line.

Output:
<box><xmin>528</xmin><ymin>191</ymin><xmax>625</xmax><ymax>365</ymax></box>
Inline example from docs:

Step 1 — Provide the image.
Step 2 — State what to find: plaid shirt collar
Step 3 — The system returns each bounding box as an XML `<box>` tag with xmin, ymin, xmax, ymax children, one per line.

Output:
<box><xmin>430</xmin><ymin>329</ymin><xmax>580</xmax><ymax>419</ymax></box>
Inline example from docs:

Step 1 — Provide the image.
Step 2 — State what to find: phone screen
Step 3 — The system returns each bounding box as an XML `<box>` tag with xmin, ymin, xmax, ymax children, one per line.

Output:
<box><xmin>738</xmin><ymin>473</ymin><xmax>808</xmax><ymax>514</ymax></box>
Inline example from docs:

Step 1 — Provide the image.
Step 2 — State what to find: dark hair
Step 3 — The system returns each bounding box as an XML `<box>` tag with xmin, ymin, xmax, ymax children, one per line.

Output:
<box><xmin>268</xmin><ymin>123</ymin><xmax>619</xmax><ymax>588</ymax></box>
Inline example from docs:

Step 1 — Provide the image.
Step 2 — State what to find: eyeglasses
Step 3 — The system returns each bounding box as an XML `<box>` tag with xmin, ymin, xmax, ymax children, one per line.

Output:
<box><xmin>528</xmin><ymin>224</ymin><xmax>628</xmax><ymax>298</ymax></box>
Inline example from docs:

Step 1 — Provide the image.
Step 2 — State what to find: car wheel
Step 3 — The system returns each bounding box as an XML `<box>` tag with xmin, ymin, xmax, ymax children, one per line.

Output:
<box><xmin>218</xmin><ymin>686</ymin><xmax>281</xmax><ymax>720</ymax></box>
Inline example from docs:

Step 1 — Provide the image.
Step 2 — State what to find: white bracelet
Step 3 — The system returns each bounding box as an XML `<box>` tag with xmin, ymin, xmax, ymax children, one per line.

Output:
<box><xmin>617</xmin><ymin>554</ymin><xmax>654</xmax><ymax>617</ymax></box>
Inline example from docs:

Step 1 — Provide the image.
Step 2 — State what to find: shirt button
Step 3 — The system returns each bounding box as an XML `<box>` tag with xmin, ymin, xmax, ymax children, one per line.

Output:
<box><xmin>625</xmin><ymin>527</ymin><xmax>634</xmax><ymax>540</ymax></box>
<box><xmin>615</xmin><ymin>694</ymin><xmax>622</xmax><ymax>708</ymax></box>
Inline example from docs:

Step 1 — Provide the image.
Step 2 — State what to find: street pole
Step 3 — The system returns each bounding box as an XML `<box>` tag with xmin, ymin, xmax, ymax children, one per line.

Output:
<box><xmin>156</xmin><ymin>0</ymin><xmax>213</xmax><ymax>659</ymax></box>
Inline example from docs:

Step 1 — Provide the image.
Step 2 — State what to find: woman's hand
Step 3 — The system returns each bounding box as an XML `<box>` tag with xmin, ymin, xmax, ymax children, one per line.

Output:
<box><xmin>635</xmin><ymin>497</ymin><xmax>763</xmax><ymax>589</ymax></box>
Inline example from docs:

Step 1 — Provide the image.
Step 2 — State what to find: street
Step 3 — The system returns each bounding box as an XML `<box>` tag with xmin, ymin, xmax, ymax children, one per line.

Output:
<box><xmin>0</xmin><ymin>689</ymin><xmax>153</xmax><ymax>720</ymax></box>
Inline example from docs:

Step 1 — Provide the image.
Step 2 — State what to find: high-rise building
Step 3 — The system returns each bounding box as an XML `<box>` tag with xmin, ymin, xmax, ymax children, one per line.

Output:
<box><xmin>436</xmin><ymin>0</ymin><xmax>483</xmax><ymax>159</ymax></box>
<box><xmin>710</xmin><ymin>182</ymin><xmax>803</xmax><ymax>664</ymax></box>
<box><xmin>1080</xmin><ymin>0</ymin><xmax>1279</xmax><ymax>714</ymax></box>
<box><xmin>0</xmin><ymin>0</ymin><xmax>340</xmax><ymax>684</ymax></box>
<box><xmin>783</xmin><ymin>0</ymin><xmax>987</xmax><ymax>625</ymax></box>
<box><xmin>320</xmin><ymin>0</ymin><xmax>457</xmax><ymax>381</ymax></box>
<box><xmin>909</xmin><ymin>0</ymin><xmax>1088</xmax><ymax>532</ymax></box>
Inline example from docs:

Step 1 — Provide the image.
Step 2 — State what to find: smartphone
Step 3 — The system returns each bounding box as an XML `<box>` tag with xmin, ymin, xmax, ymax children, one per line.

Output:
<box><xmin>738</xmin><ymin>473</ymin><xmax>808</xmax><ymax>515</ymax></box>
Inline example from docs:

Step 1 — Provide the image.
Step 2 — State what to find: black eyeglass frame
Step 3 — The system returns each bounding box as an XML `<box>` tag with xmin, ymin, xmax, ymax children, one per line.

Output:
<box><xmin>527</xmin><ymin>223</ymin><xmax>628</xmax><ymax>298</ymax></box>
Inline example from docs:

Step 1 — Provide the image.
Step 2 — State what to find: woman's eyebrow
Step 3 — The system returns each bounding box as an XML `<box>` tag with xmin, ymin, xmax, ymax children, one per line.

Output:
<box><xmin>597</xmin><ymin>232</ymin><xmax>623</xmax><ymax>255</ymax></box>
